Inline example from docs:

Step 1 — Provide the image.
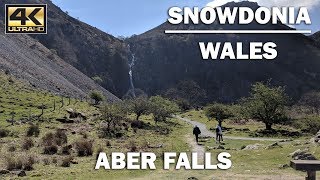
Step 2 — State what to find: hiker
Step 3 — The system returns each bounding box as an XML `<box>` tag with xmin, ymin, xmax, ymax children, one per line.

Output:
<box><xmin>193</xmin><ymin>125</ymin><xmax>201</xmax><ymax>143</ymax></box>
<box><xmin>216</xmin><ymin>124</ymin><xmax>223</xmax><ymax>143</ymax></box>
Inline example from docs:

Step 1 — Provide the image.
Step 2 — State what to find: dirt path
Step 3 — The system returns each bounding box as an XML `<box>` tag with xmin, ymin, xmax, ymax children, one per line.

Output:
<box><xmin>176</xmin><ymin>115</ymin><xmax>288</xmax><ymax>142</ymax></box>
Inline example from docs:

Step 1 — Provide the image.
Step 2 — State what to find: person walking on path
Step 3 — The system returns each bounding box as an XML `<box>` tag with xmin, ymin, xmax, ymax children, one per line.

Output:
<box><xmin>193</xmin><ymin>125</ymin><xmax>201</xmax><ymax>143</ymax></box>
<box><xmin>216</xmin><ymin>124</ymin><xmax>223</xmax><ymax>143</ymax></box>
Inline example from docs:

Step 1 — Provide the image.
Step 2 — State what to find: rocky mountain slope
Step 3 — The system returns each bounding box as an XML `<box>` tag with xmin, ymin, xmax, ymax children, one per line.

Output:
<box><xmin>0</xmin><ymin>22</ymin><xmax>119</xmax><ymax>102</ymax></box>
<box><xmin>128</xmin><ymin>1</ymin><xmax>320</xmax><ymax>102</ymax></box>
<box><xmin>311</xmin><ymin>31</ymin><xmax>320</xmax><ymax>43</ymax></box>
<box><xmin>0</xmin><ymin>0</ymin><xmax>130</xmax><ymax>97</ymax></box>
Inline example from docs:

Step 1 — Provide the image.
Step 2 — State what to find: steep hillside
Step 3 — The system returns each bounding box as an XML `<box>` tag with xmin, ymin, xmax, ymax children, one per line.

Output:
<box><xmin>0</xmin><ymin>0</ymin><xmax>131</xmax><ymax>97</ymax></box>
<box><xmin>311</xmin><ymin>31</ymin><xmax>320</xmax><ymax>43</ymax></box>
<box><xmin>128</xmin><ymin>2</ymin><xmax>320</xmax><ymax>102</ymax></box>
<box><xmin>0</xmin><ymin>21</ymin><xmax>119</xmax><ymax>102</ymax></box>
<box><xmin>0</xmin><ymin>72</ymin><xmax>98</xmax><ymax>124</ymax></box>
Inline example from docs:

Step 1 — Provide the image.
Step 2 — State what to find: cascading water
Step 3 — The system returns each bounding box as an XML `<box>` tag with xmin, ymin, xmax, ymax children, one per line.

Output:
<box><xmin>128</xmin><ymin>45</ymin><xmax>136</xmax><ymax>98</ymax></box>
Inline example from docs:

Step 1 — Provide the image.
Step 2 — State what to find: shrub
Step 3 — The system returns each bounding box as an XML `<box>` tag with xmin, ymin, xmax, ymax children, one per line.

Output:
<box><xmin>96</xmin><ymin>146</ymin><xmax>104</xmax><ymax>160</ymax></box>
<box><xmin>42</xmin><ymin>132</ymin><xmax>55</xmax><ymax>146</ymax></box>
<box><xmin>292</xmin><ymin>116</ymin><xmax>320</xmax><ymax>134</ymax></box>
<box><xmin>75</xmin><ymin>139</ymin><xmax>93</xmax><ymax>157</ymax></box>
<box><xmin>0</xmin><ymin>128</ymin><xmax>9</xmax><ymax>138</ymax></box>
<box><xmin>23</xmin><ymin>156</ymin><xmax>36</xmax><ymax>171</ymax></box>
<box><xmin>8</xmin><ymin>144</ymin><xmax>16</xmax><ymax>152</ymax></box>
<box><xmin>106</xmin><ymin>140</ymin><xmax>111</xmax><ymax>147</ymax></box>
<box><xmin>5</xmin><ymin>155</ymin><xmax>35</xmax><ymax>171</ymax></box>
<box><xmin>131</xmin><ymin>120</ymin><xmax>144</xmax><ymax>129</ymax></box>
<box><xmin>43</xmin><ymin>145</ymin><xmax>58</xmax><ymax>155</ymax></box>
<box><xmin>43</xmin><ymin>158</ymin><xmax>50</xmax><ymax>165</ymax></box>
<box><xmin>149</xmin><ymin>96</ymin><xmax>180</xmax><ymax>123</ymax></box>
<box><xmin>61</xmin><ymin>156</ymin><xmax>73</xmax><ymax>167</ymax></box>
<box><xmin>54</xmin><ymin>129</ymin><xmax>68</xmax><ymax>146</ymax></box>
<box><xmin>42</xmin><ymin>129</ymin><xmax>67</xmax><ymax>147</ymax></box>
<box><xmin>61</xmin><ymin>145</ymin><xmax>72</xmax><ymax>155</ymax></box>
<box><xmin>52</xmin><ymin>157</ymin><xmax>58</xmax><ymax>164</ymax></box>
<box><xmin>5</xmin><ymin>156</ymin><xmax>22</xmax><ymax>170</ymax></box>
<box><xmin>27</xmin><ymin>124</ymin><xmax>40</xmax><ymax>137</ymax></box>
<box><xmin>22</xmin><ymin>138</ymin><xmax>34</xmax><ymax>150</ymax></box>
<box><xmin>89</xmin><ymin>91</ymin><xmax>104</xmax><ymax>105</ymax></box>
<box><xmin>128</xmin><ymin>141</ymin><xmax>137</xmax><ymax>152</ymax></box>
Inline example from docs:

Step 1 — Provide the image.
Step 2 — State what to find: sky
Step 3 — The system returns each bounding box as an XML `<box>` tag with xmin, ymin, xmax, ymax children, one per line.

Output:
<box><xmin>52</xmin><ymin>0</ymin><xmax>320</xmax><ymax>37</ymax></box>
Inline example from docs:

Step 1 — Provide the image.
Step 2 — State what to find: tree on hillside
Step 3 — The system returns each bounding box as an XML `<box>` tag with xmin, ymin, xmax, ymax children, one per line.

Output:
<box><xmin>89</xmin><ymin>91</ymin><xmax>104</xmax><ymax>105</ymax></box>
<box><xmin>299</xmin><ymin>92</ymin><xmax>320</xmax><ymax>114</ymax></box>
<box><xmin>100</xmin><ymin>103</ymin><xmax>126</xmax><ymax>134</ymax></box>
<box><xmin>164</xmin><ymin>80</ymin><xmax>207</xmax><ymax>109</ymax></box>
<box><xmin>149</xmin><ymin>96</ymin><xmax>180</xmax><ymax>123</ymax></box>
<box><xmin>128</xmin><ymin>96</ymin><xmax>150</xmax><ymax>121</ymax></box>
<box><xmin>241</xmin><ymin>82</ymin><xmax>288</xmax><ymax>130</ymax></box>
<box><xmin>204</xmin><ymin>103</ymin><xmax>233</xmax><ymax>127</ymax></box>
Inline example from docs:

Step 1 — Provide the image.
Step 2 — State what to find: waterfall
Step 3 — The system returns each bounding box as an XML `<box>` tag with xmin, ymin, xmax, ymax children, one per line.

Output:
<box><xmin>128</xmin><ymin>45</ymin><xmax>136</xmax><ymax>98</ymax></box>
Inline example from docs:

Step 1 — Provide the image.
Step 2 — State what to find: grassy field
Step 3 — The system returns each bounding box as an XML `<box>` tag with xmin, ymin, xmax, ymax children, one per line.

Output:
<box><xmin>0</xmin><ymin>73</ymin><xmax>318</xmax><ymax>179</ymax></box>
<box><xmin>181</xmin><ymin>110</ymin><xmax>302</xmax><ymax>138</ymax></box>
<box><xmin>0</xmin><ymin>72</ymin><xmax>193</xmax><ymax>179</ymax></box>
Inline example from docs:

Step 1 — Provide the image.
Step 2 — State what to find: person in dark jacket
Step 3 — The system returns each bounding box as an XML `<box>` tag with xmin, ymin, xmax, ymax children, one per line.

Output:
<box><xmin>193</xmin><ymin>125</ymin><xmax>201</xmax><ymax>143</ymax></box>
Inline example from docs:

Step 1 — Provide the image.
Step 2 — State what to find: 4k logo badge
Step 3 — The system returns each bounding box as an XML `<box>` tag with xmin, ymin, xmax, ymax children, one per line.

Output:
<box><xmin>5</xmin><ymin>4</ymin><xmax>47</xmax><ymax>34</ymax></box>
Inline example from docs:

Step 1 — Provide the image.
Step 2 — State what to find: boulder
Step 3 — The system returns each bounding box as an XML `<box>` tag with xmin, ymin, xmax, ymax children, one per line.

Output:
<box><xmin>243</xmin><ymin>144</ymin><xmax>264</xmax><ymax>150</ymax></box>
<box><xmin>313</xmin><ymin>130</ymin><xmax>320</xmax><ymax>143</ymax></box>
<box><xmin>66</xmin><ymin>108</ymin><xmax>87</xmax><ymax>120</ymax></box>
<box><xmin>266</xmin><ymin>142</ymin><xmax>282</xmax><ymax>149</ymax></box>
<box><xmin>0</xmin><ymin>169</ymin><xmax>9</xmax><ymax>174</ymax></box>
<box><xmin>187</xmin><ymin>177</ymin><xmax>199</xmax><ymax>180</ymax></box>
<box><xmin>56</xmin><ymin>118</ymin><xmax>74</xmax><ymax>123</ymax></box>
<box><xmin>11</xmin><ymin>170</ymin><xmax>26</xmax><ymax>177</ymax></box>
<box><xmin>290</xmin><ymin>149</ymin><xmax>317</xmax><ymax>160</ymax></box>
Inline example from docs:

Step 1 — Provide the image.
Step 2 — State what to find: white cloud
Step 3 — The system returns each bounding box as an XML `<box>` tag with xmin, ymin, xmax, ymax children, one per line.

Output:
<box><xmin>207</xmin><ymin>0</ymin><xmax>320</xmax><ymax>9</ymax></box>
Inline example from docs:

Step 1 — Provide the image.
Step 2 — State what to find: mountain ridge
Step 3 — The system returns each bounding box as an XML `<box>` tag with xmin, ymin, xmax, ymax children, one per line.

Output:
<box><xmin>128</xmin><ymin>1</ymin><xmax>320</xmax><ymax>102</ymax></box>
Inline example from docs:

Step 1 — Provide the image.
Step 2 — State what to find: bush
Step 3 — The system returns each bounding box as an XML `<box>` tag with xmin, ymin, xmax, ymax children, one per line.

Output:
<box><xmin>0</xmin><ymin>128</ymin><xmax>9</xmax><ymax>138</ymax></box>
<box><xmin>23</xmin><ymin>156</ymin><xmax>36</xmax><ymax>171</ymax></box>
<box><xmin>43</xmin><ymin>145</ymin><xmax>58</xmax><ymax>155</ymax></box>
<box><xmin>5</xmin><ymin>155</ymin><xmax>35</xmax><ymax>171</ymax></box>
<box><xmin>27</xmin><ymin>124</ymin><xmax>40</xmax><ymax>137</ymax></box>
<box><xmin>54</xmin><ymin>129</ymin><xmax>68</xmax><ymax>146</ymax></box>
<box><xmin>43</xmin><ymin>158</ymin><xmax>50</xmax><ymax>165</ymax></box>
<box><xmin>61</xmin><ymin>156</ymin><xmax>73</xmax><ymax>167</ymax></box>
<box><xmin>75</xmin><ymin>139</ymin><xmax>93</xmax><ymax>157</ymax></box>
<box><xmin>89</xmin><ymin>91</ymin><xmax>104</xmax><ymax>105</ymax></box>
<box><xmin>61</xmin><ymin>145</ymin><xmax>72</xmax><ymax>155</ymax></box>
<box><xmin>131</xmin><ymin>120</ymin><xmax>144</xmax><ymax>129</ymax></box>
<box><xmin>292</xmin><ymin>116</ymin><xmax>320</xmax><ymax>134</ymax></box>
<box><xmin>42</xmin><ymin>132</ymin><xmax>55</xmax><ymax>146</ymax></box>
<box><xmin>42</xmin><ymin>129</ymin><xmax>67</xmax><ymax>147</ymax></box>
<box><xmin>128</xmin><ymin>141</ymin><xmax>137</xmax><ymax>152</ymax></box>
<box><xmin>5</xmin><ymin>156</ymin><xmax>22</xmax><ymax>170</ymax></box>
<box><xmin>8</xmin><ymin>144</ymin><xmax>16</xmax><ymax>152</ymax></box>
<box><xmin>96</xmin><ymin>146</ymin><xmax>104</xmax><ymax>160</ymax></box>
<box><xmin>98</xmin><ymin>124</ymin><xmax>124</xmax><ymax>138</ymax></box>
<box><xmin>22</xmin><ymin>138</ymin><xmax>34</xmax><ymax>150</ymax></box>
<box><xmin>149</xmin><ymin>96</ymin><xmax>180</xmax><ymax>123</ymax></box>
<box><xmin>106</xmin><ymin>140</ymin><xmax>111</xmax><ymax>147</ymax></box>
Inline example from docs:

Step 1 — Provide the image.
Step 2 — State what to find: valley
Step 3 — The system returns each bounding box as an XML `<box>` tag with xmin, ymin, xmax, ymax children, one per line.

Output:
<box><xmin>0</xmin><ymin>0</ymin><xmax>319</xmax><ymax>179</ymax></box>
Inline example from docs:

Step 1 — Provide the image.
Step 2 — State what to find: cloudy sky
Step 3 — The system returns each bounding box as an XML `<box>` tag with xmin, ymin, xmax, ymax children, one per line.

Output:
<box><xmin>52</xmin><ymin>0</ymin><xmax>320</xmax><ymax>37</ymax></box>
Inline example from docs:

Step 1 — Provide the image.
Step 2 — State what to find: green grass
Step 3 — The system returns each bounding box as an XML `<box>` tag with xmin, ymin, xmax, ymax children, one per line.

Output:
<box><xmin>0</xmin><ymin>73</ymin><xmax>98</xmax><ymax>126</ymax></box>
<box><xmin>181</xmin><ymin>110</ymin><xmax>302</xmax><ymax>138</ymax></box>
<box><xmin>0</xmin><ymin>73</ymin><xmax>315</xmax><ymax>179</ymax></box>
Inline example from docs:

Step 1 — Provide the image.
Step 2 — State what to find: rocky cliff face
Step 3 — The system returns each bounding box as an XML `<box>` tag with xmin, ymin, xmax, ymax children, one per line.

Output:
<box><xmin>128</xmin><ymin>2</ymin><xmax>320</xmax><ymax>102</ymax></box>
<box><xmin>311</xmin><ymin>31</ymin><xmax>320</xmax><ymax>44</ymax></box>
<box><xmin>0</xmin><ymin>0</ymin><xmax>131</xmax><ymax>97</ymax></box>
<box><xmin>0</xmin><ymin>23</ymin><xmax>119</xmax><ymax>101</ymax></box>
